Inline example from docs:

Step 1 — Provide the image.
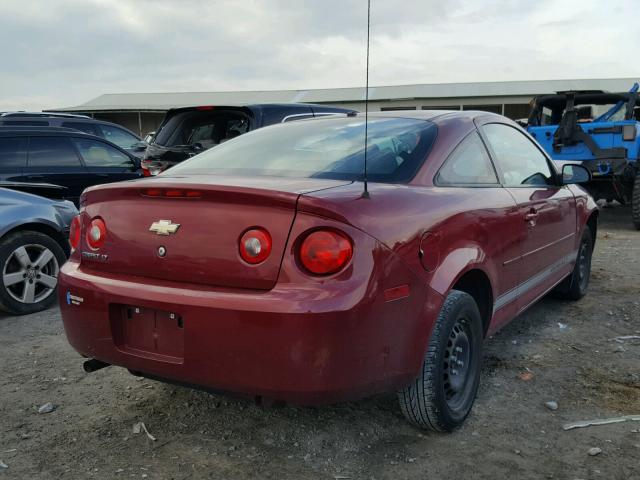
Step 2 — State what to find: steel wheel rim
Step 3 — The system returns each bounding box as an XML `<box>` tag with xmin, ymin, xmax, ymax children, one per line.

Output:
<box><xmin>2</xmin><ymin>244</ymin><xmax>59</xmax><ymax>304</ymax></box>
<box><xmin>443</xmin><ymin>316</ymin><xmax>474</xmax><ymax>410</ymax></box>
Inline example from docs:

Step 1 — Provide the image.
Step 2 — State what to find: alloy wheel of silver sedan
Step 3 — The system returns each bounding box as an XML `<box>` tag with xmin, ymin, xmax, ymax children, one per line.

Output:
<box><xmin>2</xmin><ymin>244</ymin><xmax>60</xmax><ymax>304</ymax></box>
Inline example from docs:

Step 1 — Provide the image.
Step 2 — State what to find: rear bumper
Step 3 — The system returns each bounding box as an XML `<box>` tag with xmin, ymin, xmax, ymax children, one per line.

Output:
<box><xmin>59</xmin><ymin>260</ymin><xmax>442</xmax><ymax>405</ymax></box>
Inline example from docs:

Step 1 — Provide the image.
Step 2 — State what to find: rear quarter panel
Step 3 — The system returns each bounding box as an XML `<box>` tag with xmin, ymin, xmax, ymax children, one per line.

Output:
<box><xmin>0</xmin><ymin>190</ymin><xmax>72</xmax><ymax>238</ymax></box>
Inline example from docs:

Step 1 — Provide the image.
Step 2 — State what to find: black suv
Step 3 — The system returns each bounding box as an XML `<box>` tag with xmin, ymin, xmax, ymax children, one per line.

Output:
<box><xmin>142</xmin><ymin>103</ymin><xmax>357</xmax><ymax>175</ymax></box>
<box><xmin>0</xmin><ymin>112</ymin><xmax>146</xmax><ymax>157</ymax></box>
<box><xmin>0</xmin><ymin>127</ymin><xmax>142</xmax><ymax>205</ymax></box>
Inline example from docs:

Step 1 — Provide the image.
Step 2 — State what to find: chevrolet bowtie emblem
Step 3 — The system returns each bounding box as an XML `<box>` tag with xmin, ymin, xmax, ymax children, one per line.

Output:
<box><xmin>149</xmin><ymin>220</ymin><xmax>180</xmax><ymax>236</ymax></box>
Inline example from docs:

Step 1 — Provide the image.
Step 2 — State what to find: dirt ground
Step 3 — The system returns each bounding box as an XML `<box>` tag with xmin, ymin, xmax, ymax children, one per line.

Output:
<box><xmin>1</xmin><ymin>205</ymin><xmax>639</xmax><ymax>480</ymax></box>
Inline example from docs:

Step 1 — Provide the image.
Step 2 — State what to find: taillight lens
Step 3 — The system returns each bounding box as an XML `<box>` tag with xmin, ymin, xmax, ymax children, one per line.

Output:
<box><xmin>299</xmin><ymin>230</ymin><xmax>353</xmax><ymax>275</ymax></box>
<box><xmin>86</xmin><ymin>218</ymin><xmax>107</xmax><ymax>250</ymax></box>
<box><xmin>239</xmin><ymin>228</ymin><xmax>272</xmax><ymax>264</ymax></box>
<box><xmin>69</xmin><ymin>215</ymin><xmax>81</xmax><ymax>251</ymax></box>
<box><xmin>141</xmin><ymin>159</ymin><xmax>169</xmax><ymax>176</ymax></box>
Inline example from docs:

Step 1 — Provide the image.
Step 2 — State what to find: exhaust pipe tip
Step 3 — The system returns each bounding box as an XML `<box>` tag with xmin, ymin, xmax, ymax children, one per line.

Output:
<box><xmin>83</xmin><ymin>359</ymin><xmax>110</xmax><ymax>373</ymax></box>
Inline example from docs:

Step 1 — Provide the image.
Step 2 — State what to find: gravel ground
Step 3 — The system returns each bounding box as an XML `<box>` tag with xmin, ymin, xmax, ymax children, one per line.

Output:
<box><xmin>1</xmin><ymin>205</ymin><xmax>639</xmax><ymax>480</ymax></box>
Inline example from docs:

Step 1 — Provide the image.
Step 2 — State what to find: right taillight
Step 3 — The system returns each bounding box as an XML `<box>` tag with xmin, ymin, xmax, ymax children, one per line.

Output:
<box><xmin>69</xmin><ymin>215</ymin><xmax>81</xmax><ymax>251</ymax></box>
<box><xmin>299</xmin><ymin>229</ymin><xmax>353</xmax><ymax>275</ymax></box>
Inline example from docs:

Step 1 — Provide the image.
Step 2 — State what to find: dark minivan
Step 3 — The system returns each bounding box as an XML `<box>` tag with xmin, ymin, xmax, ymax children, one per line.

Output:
<box><xmin>141</xmin><ymin>103</ymin><xmax>357</xmax><ymax>175</ymax></box>
<box><xmin>0</xmin><ymin>127</ymin><xmax>142</xmax><ymax>205</ymax></box>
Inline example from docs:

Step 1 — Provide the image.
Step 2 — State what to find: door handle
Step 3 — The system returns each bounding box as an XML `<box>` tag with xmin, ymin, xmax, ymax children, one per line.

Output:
<box><xmin>524</xmin><ymin>208</ymin><xmax>538</xmax><ymax>224</ymax></box>
<box><xmin>27</xmin><ymin>175</ymin><xmax>44</xmax><ymax>179</ymax></box>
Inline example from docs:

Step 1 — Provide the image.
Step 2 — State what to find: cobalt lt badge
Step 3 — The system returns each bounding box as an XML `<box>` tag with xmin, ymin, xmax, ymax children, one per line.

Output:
<box><xmin>149</xmin><ymin>220</ymin><xmax>180</xmax><ymax>236</ymax></box>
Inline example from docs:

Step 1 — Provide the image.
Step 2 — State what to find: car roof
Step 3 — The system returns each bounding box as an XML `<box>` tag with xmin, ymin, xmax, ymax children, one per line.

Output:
<box><xmin>165</xmin><ymin>103</ymin><xmax>357</xmax><ymax>113</ymax></box>
<box><xmin>0</xmin><ymin>111</ymin><xmax>92</xmax><ymax>119</ymax></box>
<box><xmin>0</xmin><ymin>126</ymin><xmax>99</xmax><ymax>136</ymax></box>
<box><xmin>0</xmin><ymin>116</ymin><xmax>141</xmax><ymax>138</ymax></box>
<box><xmin>350</xmin><ymin>109</ymin><xmax>508</xmax><ymax>124</ymax></box>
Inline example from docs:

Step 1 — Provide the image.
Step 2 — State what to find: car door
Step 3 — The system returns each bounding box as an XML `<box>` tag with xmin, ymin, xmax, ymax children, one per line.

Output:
<box><xmin>0</xmin><ymin>136</ymin><xmax>28</xmax><ymax>181</ymax></box>
<box><xmin>434</xmin><ymin>130</ymin><xmax>523</xmax><ymax>327</ymax></box>
<box><xmin>71</xmin><ymin>137</ymin><xmax>141</xmax><ymax>185</ymax></box>
<box><xmin>481</xmin><ymin>123</ymin><xmax>577</xmax><ymax>313</ymax></box>
<box><xmin>24</xmin><ymin>135</ymin><xmax>89</xmax><ymax>205</ymax></box>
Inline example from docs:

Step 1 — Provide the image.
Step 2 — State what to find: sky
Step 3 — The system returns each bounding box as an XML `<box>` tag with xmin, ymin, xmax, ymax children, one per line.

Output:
<box><xmin>0</xmin><ymin>0</ymin><xmax>638</xmax><ymax>111</ymax></box>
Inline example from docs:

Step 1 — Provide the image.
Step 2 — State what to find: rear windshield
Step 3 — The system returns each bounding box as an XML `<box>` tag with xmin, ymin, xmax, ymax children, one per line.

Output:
<box><xmin>166</xmin><ymin>117</ymin><xmax>437</xmax><ymax>183</ymax></box>
<box><xmin>153</xmin><ymin>110</ymin><xmax>250</xmax><ymax>148</ymax></box>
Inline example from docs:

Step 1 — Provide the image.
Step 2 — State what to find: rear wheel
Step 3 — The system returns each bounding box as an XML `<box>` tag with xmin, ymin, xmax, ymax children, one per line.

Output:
<box><xmin>553</xmin><ymin>227</ymin><xmax>593</xmax><ymax>301</ymax></box>
<box><xmin>0</xmin><ymin>231</ymin><xmax>67</xmax><ymax>315</ymax></box>
<box><xmin>632</xmin><ymin>171</ymin><xmax>640</xmax><ymax>230</ymax></box>
<box><xmin>398</xmin><ymin>290</ymin><xmax>483</xmax><ymax>432</ymax></box>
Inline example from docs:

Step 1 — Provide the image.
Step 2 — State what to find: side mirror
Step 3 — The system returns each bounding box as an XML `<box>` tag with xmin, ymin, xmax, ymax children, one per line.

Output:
<box><xmin>561</xmin><ymin>164</ymin><xmax>591</xmax><ymax>185</ymax></box>
<box><xmin>132</xmin><ymin>141</ymin><xmax>148</xmax><ymax>151</ymax></box>
<box><xmin>191</xmin><ymin>142</ymin><xmax>204</xmax><ymax>152</ymax></box>
<box><xmin>130</xmin><ymin>156</ymin><xmax>141</xmax><ymax>170</ymax></box>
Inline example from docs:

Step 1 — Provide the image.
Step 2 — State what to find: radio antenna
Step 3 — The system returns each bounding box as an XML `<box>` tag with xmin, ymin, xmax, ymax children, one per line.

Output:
<box><xmin>361</xmin><ymin>0</ymin><xmax>371</xmax><ymax>198</ymax></box>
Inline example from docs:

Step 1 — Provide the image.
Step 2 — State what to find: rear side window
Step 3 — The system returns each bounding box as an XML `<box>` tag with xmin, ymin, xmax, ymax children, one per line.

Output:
<box><xmin>0</xmin><ymin>137</ymin><xmax>28</xmax><ymax>168</ymax></box>
<box><xmin>62</xmin><ymin>121</ymin><xmax>101</xmax><ymax>136</ymax></box>
<box><xmin>73</xmin><ymin>138</ymin><xmax>132</xmax><ymax>167</ymax></box>
<box><xmin>98</xmin><ymin>124</ymin><xmax>139</xmax><ymax>149</ymax></box>
<box><xmin>436</xmin><ymin>132</ymin><xmax>498</xmax><ymax>185</ymax></box>
<box><xmin>27</xmin><ymin>137</ymin><xmax>82</xmax><ymax>167</ymax></box>
<box><xmin>482</xmin><ymin>123</ymin><xmax>554</xmax><ymax>187</ymax></box>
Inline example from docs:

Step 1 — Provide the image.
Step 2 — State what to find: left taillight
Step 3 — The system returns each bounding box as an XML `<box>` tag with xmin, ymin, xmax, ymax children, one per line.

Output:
<box><xmin>239</xmin><ymin>228</ymin><xmax>272</xmax><ymax>264</ymax></box>
<box><xmin>69</xmin><ymin>215</ymin><xmax>81</xmax><ymax>251</ymax></box>
<box><xmin>86</xmin><ymin>218</ymin><xmax>107</xmax><ymax>250</ymax></box>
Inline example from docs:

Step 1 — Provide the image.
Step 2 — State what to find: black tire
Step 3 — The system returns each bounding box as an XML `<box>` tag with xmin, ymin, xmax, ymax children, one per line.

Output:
<box><xmin>553</xmin><ymin>227</ymin><xmax>593</xmax><ymax>301</ymax></box>
<box><xmin>633</xmin><ymin>172</ymin><xmax>640</xmax><ymax>231</ymax></box>
<box><xmin>0</xmin><ymin>231</ymin><xmax>67</xmax><ymax>315</ymax></box>
<box><xmin>398</xmin><ymin>290</ymin><xmax>483</xmax><ymax>432</ymax></box>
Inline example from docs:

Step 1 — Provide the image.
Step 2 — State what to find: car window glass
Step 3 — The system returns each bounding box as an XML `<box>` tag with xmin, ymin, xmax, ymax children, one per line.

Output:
<box><xmin>169</xmin><ymin>117</ymin><xmax>437</xmax><ymax>184</ymax></box>
<box><xmin>0</xmin><ymin>137</ymin><xmax>28</xmax><ymax>168</ymax></box>
<box><xmin>483</xmin><ymin>123</ymin><xmax>554</xmax><ymax>187</ymax></box>
<box><xmin>28</xmin><ymin>136</ymin><xmax>82</xmax><ymax>167</ymax></box>
<box><xmin>188</xmin><ymin>123</ymin><xmax>216</xmax><ymax>144</ymax></box>
<box><xmin>73</xmin><ymin>138</ymin><xmax>132</xmax><ymax>167</ymax></box>
<box><xmin>436</xmin><ymin>132</ymin><xmax>498</xmax><ymax>185</ymax></box>
<box><xmin>98</xmin><ymin>125</ymin><xmax>139</xmax><ymax>149</ymax></box>
<box><xmin>62</xmin><ymin>121</ymin><xmax>101</xmax><ymax>136</ymax></box>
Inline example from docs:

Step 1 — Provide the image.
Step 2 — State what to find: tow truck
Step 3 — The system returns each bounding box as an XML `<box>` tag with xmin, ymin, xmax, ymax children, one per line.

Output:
<box><xmin>527</xmin><ymin>83</ymin><xmax>640</xmax><ymax>229</ymax></box>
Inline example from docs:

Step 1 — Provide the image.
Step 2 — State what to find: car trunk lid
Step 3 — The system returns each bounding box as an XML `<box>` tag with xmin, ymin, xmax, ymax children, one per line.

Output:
<box><xmin>79</xmin><ymin>176</ymin><xmax>350</xmax><ymax>290</ymax></box>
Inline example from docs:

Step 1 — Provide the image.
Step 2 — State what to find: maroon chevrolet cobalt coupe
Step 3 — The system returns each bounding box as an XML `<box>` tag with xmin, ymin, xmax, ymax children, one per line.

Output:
<box><xmin>59</xmin><ymin>111</ymin><xmax>597</xmax><ymax>431</ymax></box>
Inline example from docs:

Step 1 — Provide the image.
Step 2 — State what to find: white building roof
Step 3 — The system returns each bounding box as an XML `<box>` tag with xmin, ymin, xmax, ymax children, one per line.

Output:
<box><xmin>52</xmin><ymin>78</ymin><xmax>639</xmax><ymax>112</ymax></box>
